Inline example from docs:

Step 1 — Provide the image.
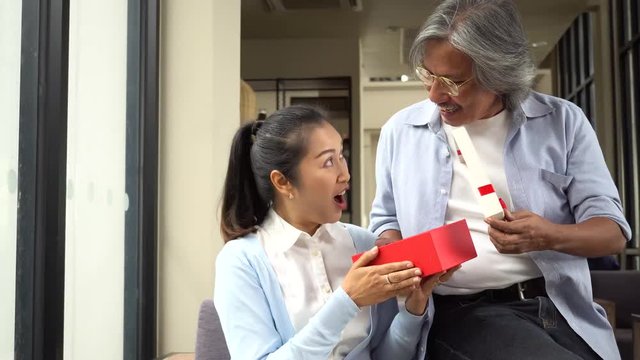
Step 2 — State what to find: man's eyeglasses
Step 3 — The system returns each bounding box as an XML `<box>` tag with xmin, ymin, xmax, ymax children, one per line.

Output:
<box><xmin>415</xmin><ymin>67</ymin><xmax>472</xmax><ymax>96</ymax></box>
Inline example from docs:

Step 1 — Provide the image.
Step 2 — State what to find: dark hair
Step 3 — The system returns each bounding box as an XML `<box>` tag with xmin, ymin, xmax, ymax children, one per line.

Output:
<box><xmin>220</xmin><ymin>105</ymin><xmax>328</xmax><ymax>241</ymax></box>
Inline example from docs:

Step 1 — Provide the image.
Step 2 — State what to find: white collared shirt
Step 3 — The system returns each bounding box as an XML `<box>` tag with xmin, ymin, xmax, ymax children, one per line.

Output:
<box><xmin>258</xmin><ymin>209</ymin><xmax>370</xmax><ymax>359</ymax></box>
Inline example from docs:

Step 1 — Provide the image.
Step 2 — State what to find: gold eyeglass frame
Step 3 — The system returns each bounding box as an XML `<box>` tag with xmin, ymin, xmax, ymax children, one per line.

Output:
<box><xmin>415</xmin><ymin>67</ymin><xmax>472</xmax><ymax>96</ymax></box>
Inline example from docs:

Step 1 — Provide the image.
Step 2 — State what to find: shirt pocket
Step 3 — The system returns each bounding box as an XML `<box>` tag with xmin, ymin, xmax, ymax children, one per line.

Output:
<box><xmin>539</xmin><ymin>169</ymin><xmax>574</xmax><ymax>220</ymax></box>
<box><xmin>539</xmin><ymin>169</ymin><xmax>573</xmax><ymax>193</ymax></box>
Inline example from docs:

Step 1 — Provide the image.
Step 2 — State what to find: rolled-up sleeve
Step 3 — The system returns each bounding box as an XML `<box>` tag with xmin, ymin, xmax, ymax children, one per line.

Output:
<box><xmin>565</xmin><ymin>107</ymin><xmax>632</xmax><ymax>240</ymax></box>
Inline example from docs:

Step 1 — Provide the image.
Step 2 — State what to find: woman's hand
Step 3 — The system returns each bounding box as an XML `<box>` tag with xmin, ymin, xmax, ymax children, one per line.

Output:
<box><xmin>342</xmin><ymin>246</ymin><xmax>423</xmax><ymax>307</ymax></box>
<box><xmin>404</xmin><ymin>265</ymin><xmax>460</xmax><ymax>315</ymax></box>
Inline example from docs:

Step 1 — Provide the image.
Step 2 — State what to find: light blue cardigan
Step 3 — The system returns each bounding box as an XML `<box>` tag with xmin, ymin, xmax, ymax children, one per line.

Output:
<box><xmin>213</xmin><ymin>223</ymin><xmax>433</xmax><ymax>360</ymax></box>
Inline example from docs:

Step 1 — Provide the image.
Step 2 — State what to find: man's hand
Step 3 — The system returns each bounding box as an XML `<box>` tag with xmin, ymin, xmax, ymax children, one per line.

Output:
<box><xmin>375</xmin><ymin>229</ymin><xmax>403</xmax><ymax>247</ymax></box>
<box><xmin>485</xmin><ymin>208</ymin><xmax>554</xmax><ymax>254</ymax></box>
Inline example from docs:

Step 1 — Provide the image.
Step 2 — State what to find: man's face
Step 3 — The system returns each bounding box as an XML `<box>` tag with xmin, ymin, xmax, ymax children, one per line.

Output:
<box><xmin>422</xmin><ymin>39</ymin><xmax>504</xmax><ymax>126</ymax></box>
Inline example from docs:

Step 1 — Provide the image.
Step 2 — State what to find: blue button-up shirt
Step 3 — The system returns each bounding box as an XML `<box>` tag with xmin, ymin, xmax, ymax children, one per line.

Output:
<box><xmin>369</xmin><ymin>91</ymin><xmax>631</xmax><ymax>360</ymax></box>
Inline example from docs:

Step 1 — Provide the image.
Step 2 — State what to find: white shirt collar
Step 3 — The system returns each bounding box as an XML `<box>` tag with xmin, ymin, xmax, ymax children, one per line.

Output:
<box><xmin>259</xmin><ymin>208</ymin><xmax>327</xmax><ymax>253</ymax></box>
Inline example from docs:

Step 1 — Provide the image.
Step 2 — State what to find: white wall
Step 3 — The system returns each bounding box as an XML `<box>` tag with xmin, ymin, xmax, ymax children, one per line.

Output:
<box><xmin>360</xmin><ymin>81</ymin><xmax>427</xmax><ymax>224</ymax></box>
<box><xmin>361</xmin><ymin>81</ymin><xmax>427</xmax><ymax>129</ymax></box>
<box><xmin>242</xmin><ymin>37</ymin><xmax>363</xmax><ymax>225</ymax></box>
<box><xmin>0</xmin><ymin>1</ymin><xmax>21</xmax><ymax>357</ymax></box>
<box><xmin>533</xmin><ymin>69</ymin><xmax>554</xmax><ymax>95</ymax></box>
<box><xmin>158</xmin><ymin>0</ymin><xmax>240</xmax><ymax>355</ymax></box>
<box><xmin>361</xmin><ymin>129</ymin><xmax>380</xmax><ymax>228</ymax></box>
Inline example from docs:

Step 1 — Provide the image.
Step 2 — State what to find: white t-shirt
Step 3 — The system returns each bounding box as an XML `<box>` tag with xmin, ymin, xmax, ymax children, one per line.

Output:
<box><xmin>436</xmin><ymin>111</ymin><xmax>542</xmax><ymax>295</ymax></box>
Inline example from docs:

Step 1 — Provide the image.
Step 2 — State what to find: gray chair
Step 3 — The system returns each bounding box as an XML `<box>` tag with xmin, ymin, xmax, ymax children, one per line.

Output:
<box><xmin>591</xmin><ymin>270</ymin><xmax>640</xmax><ymax>360</ymax></box>
<box><xmin>195</xmin><ymin>299</ymin><xmax>230</xmax><ymax>360</ymax></box>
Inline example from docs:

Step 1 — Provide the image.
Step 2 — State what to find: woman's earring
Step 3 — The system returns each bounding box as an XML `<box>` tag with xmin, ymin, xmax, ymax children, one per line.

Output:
<box><xmin>288</xmin><ymin>193</ymin><xmax>294</xmax><ymax>200</ymax></box>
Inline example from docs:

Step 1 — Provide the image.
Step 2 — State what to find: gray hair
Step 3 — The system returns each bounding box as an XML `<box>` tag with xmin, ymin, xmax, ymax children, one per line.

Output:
<box><xmin>409</xmin><ymin>0</ymin><xmax>536</xmax><ymax>111</ymax></box>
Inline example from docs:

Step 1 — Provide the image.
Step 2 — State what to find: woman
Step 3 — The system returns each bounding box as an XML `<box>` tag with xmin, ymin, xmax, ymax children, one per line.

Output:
<box><xmin>214</xmin><ymin>105</ymin><xmax>454</xmax><ymax>359</ymax></box>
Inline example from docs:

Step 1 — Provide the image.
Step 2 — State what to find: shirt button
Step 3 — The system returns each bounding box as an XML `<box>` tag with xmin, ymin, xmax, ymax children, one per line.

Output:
<box><xmin>440</xmin><ymin>188</ymin><xmax>447</xmax><ymax>195</ymax></box>
<box><xmin>311</xmin><ymin>249</ymin><xmax>321</xmax><ymax>257</ymax></box>
<box><xmin>323</xmin><ymin>284</ymin><xmax>331</xmax><ymax>294</ymax></box>
<box><xmin>443</xmin><ymin>150</ymin><xmax>450</xmax><ymax>157</ymax></box>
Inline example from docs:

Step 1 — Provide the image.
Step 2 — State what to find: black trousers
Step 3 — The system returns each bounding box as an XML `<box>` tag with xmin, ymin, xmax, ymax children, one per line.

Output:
<box><xmin>427</xmin><ymin>294</ymin><xmax>603</xmax><ymax>360</ymax></box>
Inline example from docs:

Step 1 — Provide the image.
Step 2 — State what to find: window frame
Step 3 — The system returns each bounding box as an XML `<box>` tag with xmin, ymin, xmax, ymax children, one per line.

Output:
<box><xmin>14</xmin><ymin>0</ymin><xmax>160</xmax><ymax>358</ymax></box>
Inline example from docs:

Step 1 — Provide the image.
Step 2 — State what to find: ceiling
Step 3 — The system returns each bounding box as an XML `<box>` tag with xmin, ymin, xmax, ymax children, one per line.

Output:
<box><xmin>242</xmin><ymin>0</ymin><xmax>591</xmax><ymax>77</ymax></box>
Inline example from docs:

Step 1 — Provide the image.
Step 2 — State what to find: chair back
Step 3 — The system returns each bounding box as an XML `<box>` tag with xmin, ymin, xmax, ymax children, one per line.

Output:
<box><xmin>195</xmin><ymin>299</ymin><xmax>230</xmax><ymax>360</ymax></box>
<box><xmin>591</xmin><ymin>270</ymin><xmax>640</xmax><ymax>328</ymax></box>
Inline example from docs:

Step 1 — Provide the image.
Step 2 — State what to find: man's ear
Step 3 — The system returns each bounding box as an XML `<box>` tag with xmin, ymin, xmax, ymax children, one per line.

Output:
<box><xmin>270</xmin><ymin>170</ymin><xmax>294</xmax><ymax>198</ymax></box>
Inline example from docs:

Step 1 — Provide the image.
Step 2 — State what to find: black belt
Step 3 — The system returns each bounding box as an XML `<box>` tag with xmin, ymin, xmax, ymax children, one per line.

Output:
<box><xmin>436</xmin><ymin>277</ymin><xmax>547</xmax><ymax>303</ymax></box>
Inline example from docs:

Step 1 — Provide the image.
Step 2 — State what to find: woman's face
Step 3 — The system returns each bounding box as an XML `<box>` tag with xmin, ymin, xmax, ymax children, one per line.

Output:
<box><xmin>288</xmin><ymin>121</ymin><xmax>350</xmax><ymax>231</ymax></box>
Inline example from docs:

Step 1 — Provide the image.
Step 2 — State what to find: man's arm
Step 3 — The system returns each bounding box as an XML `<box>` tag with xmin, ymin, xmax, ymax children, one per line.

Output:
<box><xmin>369</xmin><ymin>125</ymin><xmax>402</xmax><ymax>237</ymax></box>
<box><xmin>486</xmin><ymin>211</ymin><xmax>626</xmax><ymax>257</ymax></box>
<box><xmin>486</xmin><ymin>105</ymin><xmax>630</xmax><ymax>256</ymax></box>
<box><xmin>376</xmin><ymin>229</ymin><xmax>403</xmax><ymax>246</ymax></box>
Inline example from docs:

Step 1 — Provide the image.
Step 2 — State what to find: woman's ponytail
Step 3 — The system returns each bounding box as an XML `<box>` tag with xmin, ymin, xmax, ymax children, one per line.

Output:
<box><xmin>220</xmin><ymin>121</ymin><xmax>268</xmax><ymax>241</ymax></box>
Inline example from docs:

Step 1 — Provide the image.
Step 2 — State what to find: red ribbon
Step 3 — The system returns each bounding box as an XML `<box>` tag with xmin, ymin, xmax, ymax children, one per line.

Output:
<box><xmin>499</xmin><ymin>197</ymin><xmax>507</xmax><ymax>209</ymax></box>
<box><xmin>478</xmin><ymin>184</ymin><xmax>495</xmax><ymax>196</ymax></box>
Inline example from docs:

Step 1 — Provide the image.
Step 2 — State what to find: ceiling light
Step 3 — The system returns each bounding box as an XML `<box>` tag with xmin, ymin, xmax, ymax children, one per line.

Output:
<box><xmin>530</xmin><ymin>41</ymin><xmax>548</xmax><ymax>48</ymax></box>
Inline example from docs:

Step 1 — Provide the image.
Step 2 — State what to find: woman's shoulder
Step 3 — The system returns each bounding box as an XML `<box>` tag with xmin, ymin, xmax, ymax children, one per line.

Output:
<box><xmin>338</xmin><ymin>222</ymin><xmax>375</xmax><ymax>238</ymax></box>
<box><xmin>335</xmin><ymin>223</ymin><xmax>377</xmax><ymax>251</ymax></box>
<box><xmin>216</xmin><ymin>232</ymin><xmax>263</xmax><ymax>266</ymax></box>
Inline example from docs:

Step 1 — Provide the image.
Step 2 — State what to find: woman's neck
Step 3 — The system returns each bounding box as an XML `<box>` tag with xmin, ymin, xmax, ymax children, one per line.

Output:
<box><xmin>273</xmin><ymin>203</ymin><xmax>320</xmax><ymax>236</ymax></box>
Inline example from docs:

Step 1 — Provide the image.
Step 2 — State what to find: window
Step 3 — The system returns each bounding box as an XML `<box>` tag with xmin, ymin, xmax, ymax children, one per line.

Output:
<box><xmin>63</xmin><ymin>1</ymin><xmax>128</xmax><ymax>357</ymax></box>
<box><xmin>14</xmin><ymin>0</ymin><xmax>159</xmax><ymax>358</ymax></box>
<box><xmin>612</xmin><ymin>0</ymin><xmax>640</xmax><ymax>269</ymax></box>
<box><xmin>557</xmin><ymin>12</ymin><xmax>596</xmax><ymax>125</ymax></box>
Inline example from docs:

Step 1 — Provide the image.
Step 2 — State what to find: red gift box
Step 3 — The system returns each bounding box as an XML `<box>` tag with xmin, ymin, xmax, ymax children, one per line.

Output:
<box><xmin>352</xmin><ymin>220</ymin><xmax>477</xmax><ymax>277</ymax></box>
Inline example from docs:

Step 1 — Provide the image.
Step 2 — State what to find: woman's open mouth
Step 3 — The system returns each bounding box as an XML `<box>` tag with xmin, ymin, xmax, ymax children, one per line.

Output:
<box><xmin>333</xmin><ymin>190</ymin><xmax>347</xmax><ymax>210</ymax></box>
